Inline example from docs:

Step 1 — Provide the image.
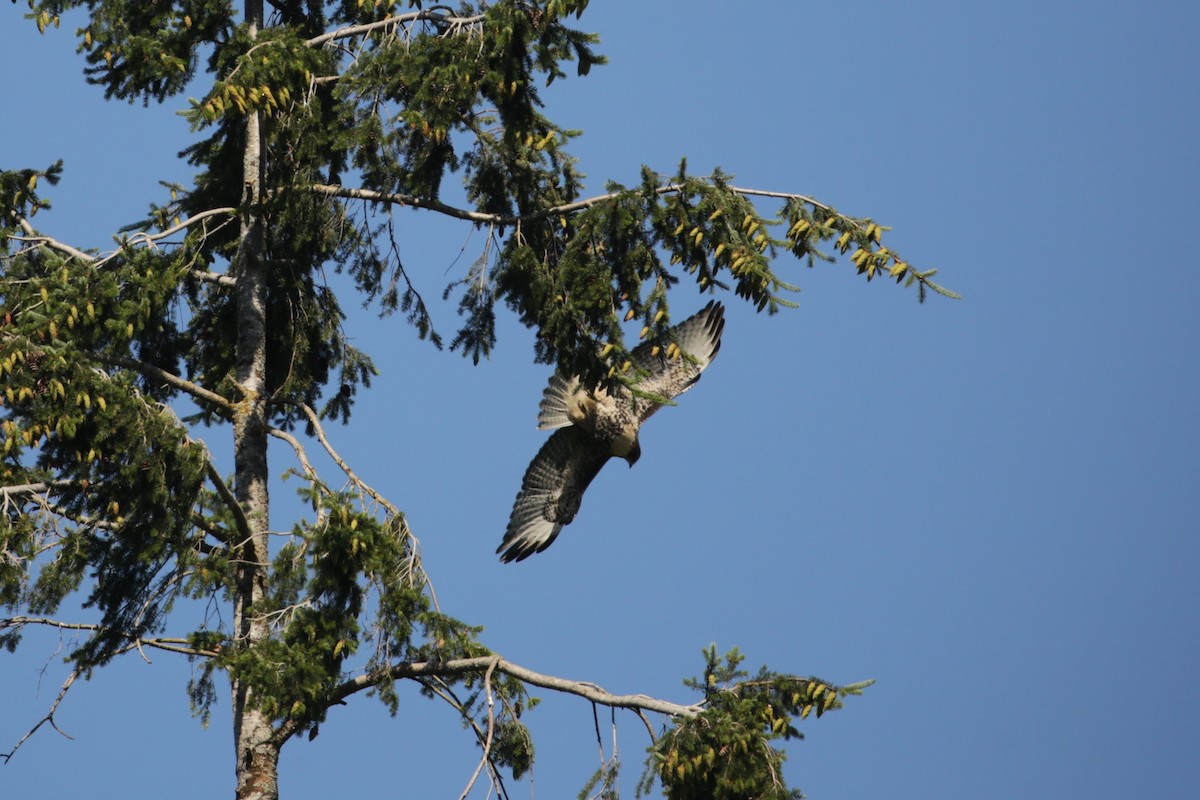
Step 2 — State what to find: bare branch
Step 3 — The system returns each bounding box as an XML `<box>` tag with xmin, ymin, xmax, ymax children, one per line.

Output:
<box><xmin>281</xmin><ymin>400</ymin><xmax>436</xmax><ymax>608</ymax></box>
<box><xmin>286</xmin><ymin>400</ymin><xmax>396</xmax><ymax>516</ymax></box>
<box><xmin>1</xmin><ymin>668</ymin><xmax>78</xmax><ymax>763</ymax></box>
<box><xmin>0</xmin><ymin>616</ymin><xmax>221</xmax><ymax>761</ymax></box>
<box><xmin>94</xmin><ymin>207</ymin><xmax>238</xmax><ymax>267</ymax></box>
<box><xmin>0</xmin><ymin>616</ymin><xmax>218</xmax><ymax>658</ymax></box>
<box><xmin>408</xmin><ymin>676</ymin><xmax>509</xmax><ymax>800</ymax></box>
<box><xmin>205</xmin><ymin>460</ymin><xmax>251</xmax><ymax>546</ymax></box>
<box><xmin>267</xmin><ymin>426</ymin><xmax>319</xmax><ymax>484</ymax></box>
<box><xmin>309</xmin><ymin>183</ymin><xmax>503</xmax><ymax>226</ymax></box>
<box><xmin>189</xmin><ymin>270</ymin><xmax>237</xmax><ymax>287</ymax></box>
<box><xmin>334</xmin><ymin>655</ymin><xmax>704</xmax><ymax>719</ymax></box>
<box><xmin>632</xmin><ymin>706</ymin><xmax>657</xmax><ymax>742</ymax></box>
<box><xmin>84</xmin><ymin>351</ymin><xmax>234</xmax><ymax>414</ymax></box>
<box><xmin>308</xmin><ymin>181</ymin><xmax>834</xmax><ymax>228</ymax></box>
<box><xmin>0</xmin><ymin>480</ymin><xmax>77</xmax><ymax>501</ymax></box>
<box><xmin>267</xmin><ymin>426</ymin><xmax>327</xmax><ymax>526</ymax></box>
<box><xmin>13</xmin><ymin>217</ymin><xmax>94</xmax><ymax>263</ymax></box>
<box><xmin>12</xmin><ymin>208</ymin><xmax>236</xmax><ymax>268</ymax></box>
<box><xmin>305</xmin><ymin>9</ymin><xmax>485</xmax><ymax>48</ymax></box>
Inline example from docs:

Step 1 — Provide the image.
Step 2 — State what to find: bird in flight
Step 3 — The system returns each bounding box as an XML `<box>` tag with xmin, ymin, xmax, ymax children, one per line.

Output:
<box><xmin>497</xmin><ymin>301</ymin><xmax>726</xmax><ymax>562</ymax></box>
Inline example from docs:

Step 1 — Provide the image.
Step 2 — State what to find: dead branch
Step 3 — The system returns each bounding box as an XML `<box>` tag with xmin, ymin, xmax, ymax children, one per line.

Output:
<box><xmin>283</xmin><ymin>400</ymin><xmax>437</xmax><ymax>609</ymax></box>
<box><xmin>308</xmin><ymin>181</ymin><xmax>836</xmax><ymax>229</ymax></box>
<box><xmin>334</xmin><ymin>654</ymin><xmax>703</xmax><ymax>720</ymax></box>
<box><xmin>305</xmin><ymin>9</ymin><xmax>485</xmax><ymax>48</ymax></box>
<box><xmin>11</xmin><ymin>208</ymin><xmax>236</xmax><ymax>270</ymax></box>
<box><xmin>1</xmin><ymin>668</ymin><xmax>78</xmax><ymax>763</ymax></box>
<box><xmin>83</xmin><ymin>351</ymin><xmax>234</xmax><ymax>414</ymax></box>
<box><xmin>204</xmin><ymin>460</ymin><xmax>251</xmax><ymax>546</ymax></box>
<box><xmin>0</xmin><ymin>616</ymin><xmax>219</xmax><ymax>659</ymax></box>
<box><xmin>287</xmin><ymin>400</ymin><xmax>396</xmax><ymax>515</ymax></box>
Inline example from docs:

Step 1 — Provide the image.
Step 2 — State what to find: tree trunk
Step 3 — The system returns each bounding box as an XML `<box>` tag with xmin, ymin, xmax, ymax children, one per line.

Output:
<box><xmin>231</xmin><ymin>2</ymin><xmax>279</xmax><ymax>799</ymax></box>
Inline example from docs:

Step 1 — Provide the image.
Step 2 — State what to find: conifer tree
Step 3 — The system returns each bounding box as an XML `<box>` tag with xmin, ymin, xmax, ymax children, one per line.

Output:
<box><xmin>1</xmin><ymin>3</ymin><xmax>950</xmax><ymax>798</ymax></box>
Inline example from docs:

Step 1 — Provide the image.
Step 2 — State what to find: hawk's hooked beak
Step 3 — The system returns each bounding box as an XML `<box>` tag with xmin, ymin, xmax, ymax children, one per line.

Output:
<box><xmin>623</xmin><ymin>439</ymin><xmax>642</xmax><ymax>467</ymax></box>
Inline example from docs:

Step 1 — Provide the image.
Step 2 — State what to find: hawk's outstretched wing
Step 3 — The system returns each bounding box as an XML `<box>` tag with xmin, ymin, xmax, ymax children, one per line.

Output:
<box><xmin>500</xmin><ymin>301</ymin><xmax>726</xmax><ymax>562</ymax></box>
<box><xmin>537</xmin><ymin>301</ymin><xmax>725</xmax><ymax>429</ymax></box>
<box><xmin>497</xmin><ymin>427</ymin><xmax>612</xmax><ymax>563</ymax></box>
<box><xmin>536</xmin><ymin>372</ymin><xmax>579</xmax><ymax>431</ymax></box>
<box><xmin>632</xmin><ymin>300</ymin><xmax>725</xmax><ymax>421</ymax></box>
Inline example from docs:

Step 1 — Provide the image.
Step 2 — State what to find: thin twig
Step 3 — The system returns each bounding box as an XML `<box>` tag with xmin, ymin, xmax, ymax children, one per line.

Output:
<box><xmin>458</xmin><ymin>657</ymin><xmax>500</xmax><ymax>800</ymax></box>
<box><xmin>287</xmin><ymin>400</ymin><xmax>396</xmax><ymax>515</ymax></box>
<box><xmin>1</xmin><ymin>668</ymin><xmax>78</xmax><ymax>763</ymax></box>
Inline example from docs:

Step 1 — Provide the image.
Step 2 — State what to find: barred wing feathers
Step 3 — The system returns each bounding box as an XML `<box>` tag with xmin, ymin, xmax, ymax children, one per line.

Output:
<box><xmin>500</xmin><ymin>301</ymin><xmax>726</xmax><ymax>562</ymax></box>
<box><xmin>632</xmin><ymin>300</ymin><xmax>725</xmax><ymax>421</ymax></box>
<box><xmin>497</xmin><ymin>427</ymin><xmax>611</xmax><ymax>563</ymax></box>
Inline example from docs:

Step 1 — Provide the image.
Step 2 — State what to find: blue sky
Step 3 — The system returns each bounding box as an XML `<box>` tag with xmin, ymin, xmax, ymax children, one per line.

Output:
<box><xmin>3</xmin><ymin>1</ymin><xmax>1198</xmax><ymax>798</ymax></box>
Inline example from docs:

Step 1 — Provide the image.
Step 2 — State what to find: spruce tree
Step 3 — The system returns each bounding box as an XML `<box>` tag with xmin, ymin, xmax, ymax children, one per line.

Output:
<box><xmin>2</xmin><ymin>3</ymin><xmax>951</xmax><ymax>798</ymax></box>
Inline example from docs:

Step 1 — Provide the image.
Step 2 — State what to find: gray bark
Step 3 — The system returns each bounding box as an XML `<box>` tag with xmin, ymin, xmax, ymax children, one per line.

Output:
<box><xmin>231</xmin><ymin>2</ymin><xmax>280</xmax><ymax>798</ymax></box>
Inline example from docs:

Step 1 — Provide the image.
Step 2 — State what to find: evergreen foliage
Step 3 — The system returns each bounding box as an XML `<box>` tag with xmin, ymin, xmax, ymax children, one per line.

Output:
<box><xmin>2</xmin><ymin>1</ymin><xmax>949</xmax><ymax>796</ymax></box>
<box><xmin>639</xmin><ymin>647</ymin><xmax>873</xmax><ymax>800</ymax></box>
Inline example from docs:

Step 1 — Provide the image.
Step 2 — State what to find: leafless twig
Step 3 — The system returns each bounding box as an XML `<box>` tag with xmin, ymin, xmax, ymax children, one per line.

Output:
<box><xmin>1</xmin><ymin>668</ymin><xmax>78</xmax><ymax>763</ymax></box>
<box><xmin>458</xmin><ymin>657</ymin><xmax>500</xmax><ymax>800</ymax></box>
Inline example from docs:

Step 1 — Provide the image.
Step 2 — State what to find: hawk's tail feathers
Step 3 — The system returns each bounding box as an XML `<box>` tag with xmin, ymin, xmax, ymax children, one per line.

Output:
<box><xmin>537</xmin><ymin>372</ymin><xmax>579</xmax><ymax>430</ymax></box>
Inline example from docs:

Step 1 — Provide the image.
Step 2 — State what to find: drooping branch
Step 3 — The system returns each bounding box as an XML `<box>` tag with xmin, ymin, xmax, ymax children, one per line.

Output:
<box><xmin>401</xmin><ymin>676</ymin><xmax>511</xmax><ymax>800</ymax></box>
<box><xmin>457</xmin><ymin>659</ymin><xmax>500</xmax><ymax>800</ymax></box>
<box><xmin>11</xmin><ymin>217</ymin><xmax>94</xmax><ymax>263</ymax></box>
<box><xmin>266</xmin><ymin>425</ymin><xmax>327</xmax><ymax>527</ymax></box>
<box><xmin>266</xmin><ymin>426</ymin><xmax>319</xmax><ymax>485</ymax></box>
<box><xmin>307</xmin><ymin>180</ymin><xmax>958</xmax><ymax>299</ymax></box>
<box><xmin>309</xmin><ymin>183</ymin><xmax>503</xmax><ymax>225</ymax></box>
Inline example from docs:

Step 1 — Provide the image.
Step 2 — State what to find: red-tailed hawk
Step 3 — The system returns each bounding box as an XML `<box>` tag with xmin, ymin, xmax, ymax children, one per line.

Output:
<box><xmin>497</xmin><ymin>301</ymin><xmax>726</xmax><ymax>562</ymax></box>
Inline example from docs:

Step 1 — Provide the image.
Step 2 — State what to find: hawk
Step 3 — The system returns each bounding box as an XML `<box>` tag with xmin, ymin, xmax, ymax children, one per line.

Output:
<box><xmin>497</xmin><ymin>301</ymin><xmax>726</xmax><ymax>562</ymax></box>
